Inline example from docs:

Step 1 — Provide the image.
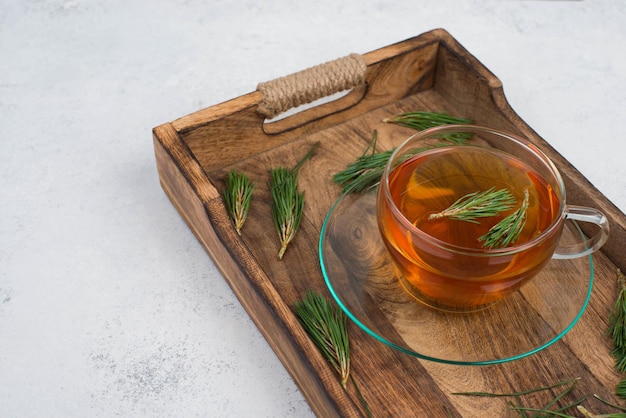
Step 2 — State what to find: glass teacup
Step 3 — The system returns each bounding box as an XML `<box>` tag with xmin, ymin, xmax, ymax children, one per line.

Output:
<box><xmin>377</xmin><ymin>125</ymin><xmax>609</xmax><ymax>312</ymax></box>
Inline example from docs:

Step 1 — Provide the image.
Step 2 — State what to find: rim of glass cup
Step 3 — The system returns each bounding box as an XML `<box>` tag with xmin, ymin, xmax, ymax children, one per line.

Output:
<box><xmin>381</xmin><ymin>124</ymin><xmax>567</xmax><ymax>257</ymax></box>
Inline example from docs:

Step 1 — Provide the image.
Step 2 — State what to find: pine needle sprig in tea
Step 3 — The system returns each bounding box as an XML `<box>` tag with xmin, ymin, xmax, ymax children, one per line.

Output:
<box><xmin>428</xmin><ymin>187</ymin><xmax>516</xmax><ymax>224</ymax></box>
<box><xmin>223</xmin><ymin>169</ymin><xmax>255</xmax><ymax>235</ymax></box>
<box><xmin>269</xmin><ymin>142</ymin><xmax>319</xmax><ymax>260</ymax></box>
<box><xmin>479</xmin><ymin>188</ymin><xmax>530</xmax><ymax>249</ymax></box>
<box><xmin>294</xmin><ymin>291</ymin><xmax>372</xmax><ymax>417</ymax></box>
<box><xmin>428</xmin><ymin>187</ymin><xmax>529</xmax><ymax>249</ymax></box>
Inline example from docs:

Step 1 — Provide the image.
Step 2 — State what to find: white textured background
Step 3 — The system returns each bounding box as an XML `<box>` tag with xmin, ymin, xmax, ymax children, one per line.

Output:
<box><xmin>1</xmin><ymin>1</ymin><xmax>625</xmax><ymax>417</ymax></box>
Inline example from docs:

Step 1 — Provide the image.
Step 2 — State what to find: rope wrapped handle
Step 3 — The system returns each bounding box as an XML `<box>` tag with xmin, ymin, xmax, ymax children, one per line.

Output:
<box><xmin>256</xmin><ymin>53</ymin><xmax>367</xmax><ymax>119</ymax></box>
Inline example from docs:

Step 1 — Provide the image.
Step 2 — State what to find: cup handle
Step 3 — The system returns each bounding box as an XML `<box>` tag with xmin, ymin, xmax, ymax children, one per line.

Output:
<box><xmin>552</xmin><ymin>205</ymin><xmax>610</xmax><ymax>260</ymax></box>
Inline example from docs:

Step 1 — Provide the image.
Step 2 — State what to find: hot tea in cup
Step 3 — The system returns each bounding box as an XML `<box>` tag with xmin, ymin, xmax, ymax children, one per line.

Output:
<box><xmin>377</xmin><ymin>125</ymin><xmax>609</xmax><ymax>312</ymax></box>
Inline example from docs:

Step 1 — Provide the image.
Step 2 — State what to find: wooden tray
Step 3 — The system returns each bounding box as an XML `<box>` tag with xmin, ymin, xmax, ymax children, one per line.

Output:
<box><xmin>153</xmin><ymin>29</ymin><xmax>626</xmax><ymax>417</ymax></box>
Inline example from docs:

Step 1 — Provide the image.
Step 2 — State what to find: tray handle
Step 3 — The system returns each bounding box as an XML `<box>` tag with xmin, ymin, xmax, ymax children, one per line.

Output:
<box><xmin>256</xmin><ymin>53</ymin><xmax>367</xmax><ymax>119</ymax></box>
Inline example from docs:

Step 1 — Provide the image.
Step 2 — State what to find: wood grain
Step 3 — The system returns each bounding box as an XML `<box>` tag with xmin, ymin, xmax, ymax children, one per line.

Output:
<box><xmin>153</xmin><ymin>29</ymin><xmax>626</xmax><ymax>416</ymax></box>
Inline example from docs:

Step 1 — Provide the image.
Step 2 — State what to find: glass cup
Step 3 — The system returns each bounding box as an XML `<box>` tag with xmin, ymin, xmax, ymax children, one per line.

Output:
<box><xmin>377</xmin><ymin>125</ymin><xmax>609</xmax><ymax>312</ymax></box>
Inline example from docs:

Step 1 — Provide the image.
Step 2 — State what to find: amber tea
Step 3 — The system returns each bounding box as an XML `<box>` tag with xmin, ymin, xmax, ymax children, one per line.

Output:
<box><xmin>377</xmin><ymin>145</ymin><xmax>562</xmax><ymax>311</ymax></box>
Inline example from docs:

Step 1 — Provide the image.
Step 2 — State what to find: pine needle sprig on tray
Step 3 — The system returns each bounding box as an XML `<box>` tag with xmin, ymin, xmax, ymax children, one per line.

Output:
<box><xmin>608</xmin><ymin>269</ymin><xmax>626</xmax><ymax>354</ymax></box>
<box><xmin>269</xmin><ymin>168</ymin><xmax>303</xmax><ymax>260</ymax></box>
<box><xmin>269</xmin><ymin>142</ymin><xmax>319</xmax><ymax>260</ymax></box>
<box><xmin>593</xmin><ymin>393</ymin><xmax>626</xmax><ymax>412</ymax></box>
<box><xmin>455</xmin><ymin>377</ymin><xmax>626</xmax><ymax>417</ymax></box>
<box><xmin>617</xmin><ymin>378</ymin><xmax>626</xmax><ymax>401</ymax></box>
<box><xmin>383</xmin><ymin>111</ymin><xmax>474</xmax><ymax>142</ymax></box>
<box><xmin>452</xmin><ymin>377</ymin><xmax>580</xmax><ymax>399</ymax></box>
<box><xmin>607</xmin><ymin>268</ymin><xmax>626</xmax><ymax>399</ymax></box>
<box><xmin>332</xmin><ymin>130</ymin><xmax>394</xmax><ymax>194</ymax></box>
<box><xmin>453</xmin><ymin>378</ymin><xmax>588</xmax><ymax>417</ymax></box>
<box><xmin>294</xmin><ymin>291</ymin><xmax>351</xmax><ymax>388</ymax></box>
<box><xmin>333</xmin><ymin>111</ymin><xmax>473</xmax><ymax>194</ymax></box>
<box><xmin>294</xmin><ymin>291</ymin><xmax>372</xmax><ymax>417</ymax></box>
<box><xmin>223</xmin><ymin>169</ymin><xmax>255</xmax><ymax>235</ymax></box>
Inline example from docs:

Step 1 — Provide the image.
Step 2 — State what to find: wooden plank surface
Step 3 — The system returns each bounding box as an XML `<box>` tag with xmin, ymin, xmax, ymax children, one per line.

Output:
<box><xmin>153</xmin><ymin>29</ymin><xmax>626</xmax><ymax>416</ymax></box>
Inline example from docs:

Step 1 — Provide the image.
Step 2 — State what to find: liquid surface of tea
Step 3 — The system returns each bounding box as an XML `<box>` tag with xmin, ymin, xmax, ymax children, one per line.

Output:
<box><xmin>392</xmin><ymin>146</ymin><xmax>558</xmax><ymax>248</ymax></box>
<box><xmin>378</xmin><ymin>145</ymin><xmax>562</xmax><ymax>311</ymax></box>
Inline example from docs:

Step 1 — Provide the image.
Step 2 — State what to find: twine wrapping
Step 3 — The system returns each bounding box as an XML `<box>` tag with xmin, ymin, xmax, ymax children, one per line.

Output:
<box><xmin>256</xmin><ymin>53</ymin><xmax>367</xmax><ymax>119</ymax></box>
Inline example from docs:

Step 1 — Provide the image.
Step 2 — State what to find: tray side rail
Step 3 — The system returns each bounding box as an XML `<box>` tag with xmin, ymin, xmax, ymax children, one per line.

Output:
<box><xmin>153</xmin><ymin>123</ymin><xmax>364</xmax><ymax>417</ymax></box>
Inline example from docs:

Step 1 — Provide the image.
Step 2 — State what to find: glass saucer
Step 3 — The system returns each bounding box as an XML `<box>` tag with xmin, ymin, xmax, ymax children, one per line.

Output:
<box><xmin>319</xmin><ymin>189</ymin><xmax>594</xmax><ymax>365</ymax></box>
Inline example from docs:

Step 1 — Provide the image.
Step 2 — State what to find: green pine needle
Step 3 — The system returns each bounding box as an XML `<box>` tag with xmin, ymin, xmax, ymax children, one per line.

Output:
<box><xmin>617</xmin><ymin>378</ymin><xmax>626</xmax><ymax>401</ymax></box>
<box><xmin>428</xmin><ymin>187</ymin><xmax>516</xmax><ymax>224</ymax></box>
<box><xmin>294</xmin><ymin>291</ymin><xmax>351</xmax><ymax>388</ymax></box>
<box><xmin>453</xmin><ymin>378</ymin><xmax>605</xmax><ymax>418</ymax></box>
<box><xmin>333</xmin><ymin>111</ymin><xmax>473</xmax><ymax>194</ymax></box>
<box><xmin>384</xmin><ymin>111</ymin><xmax>474</xmax><ymax>143</ymax></box>
<box><xmin>611</xmin><ymin>346</ymin><xmax>626</xmax><ymax>374</ymax></box>
<box><xmin>269</xmin><ymin>167</ymin><xmax>303</xmax><ymax>259</ymax></box>
<box><xmin>428</xmin><ymin>187</ymin><xmax>529</xmax><ymax>249</ymax></box>
<box><xmin>608</xmin><ymin>269</ymin><xmax>626</xmax><ymax>350</ymax></box>
<box><xmin>294</xmin><ymin>291</ymin><xmax>372</xmax><ymax>417</ymax></box>
<box><xmin>269</xmin><ymin>142</ymin><xmax>318</xmax><ymax>260</ymax></box>
<box><xmin>332</xmin><ymin>130</ymin><xmax>395</xmax><ymax>194</ymax></box>
<box><xmin>223</xmin><ymin>169</ymin><xmax>254</xmax><ymax>235</ymax></box>
<box><xmin>479</xmin><ymin>188</ymin><xmax>530</xmax><ymax>249</ymax></box>
<box><xmin>452</xmin><ymin>378</ymin><xmax>580</xmax><ymax>398</ymax></box>
<box><xmin>607</xmin><ymin>269</ymin><xmax>626</xmax><ymax>400</ymax></box>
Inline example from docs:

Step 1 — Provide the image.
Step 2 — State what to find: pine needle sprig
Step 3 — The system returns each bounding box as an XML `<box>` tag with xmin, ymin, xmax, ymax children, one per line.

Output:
<box><xmin>294</xmin><ymin>291</ymin><xmax>372</xmax><ymax>417</ymax></box>
<box><xmin>578</xmin><ymin>405</ymin><xmax>626</xmax><ymax>418</ymax></box>
<box><xmin>612</xmin><ymin>347</ymin><xmax>626</xmax><ymax>375</ymax></box>
<box><xmin>222</xmin><ymin>169</ymin><xmax>255</xmax><ymax>235</ymax></box>
<box><xmin>608</xmin><ymin>269</ymin><xmax>626</xmax><ymax>352</ymax></box>
<box><xmin>269</xmin><ymin>142</ymin><xmax>319</xmax><ymax>260</ymax></box>
<box><xmin>333</xmin><ymin>111</ymin><xmax>473</xmax><ymax>194</ymax></box>
<box><xmin>607</xmin><ymin>268</ymin><xmax>626</xmax><ymax>399</ymax></box>
<box><xmin>428</xmin><ymin>187</ymin><xmax>516</xmax><ymax>224</ymax></box>
<box><xmin>617</xmin><ymin>378</ymin><xmax>626</xmax><ymax>401</ymax></box>
<box><xmin>594</xmin><ymin>393</ymin><xmax>626</xmax><ymax>412</ymax></box>
<box><xmin>294</xmin><ymin>291</ymin><xmax>351</xmax><ymax>388</ymax></box>
<box><xmin>383</xmin><ymin>111</ymin><xmax>474</xmax><ymax>142</ymax></box>
<box><xmin>452</xmin><ymin>377</ymin><xmax>580</xmax><ymax>398</ymax></box>
<box><xmin>453</xmin><ymin>378</ymin><xmax>593</xmax><ymax>417</ymax></box>
<box><xmin>479</xmin><ymin>188</ymin><xmax>530</xmax><ymax>249</ymax></box>
<box><xmin>332</xmin><ymin>130</ymin><xmax>395</xmax><ymax>194</ymax></box>
<box><xmin>269</xmin><ymin>167</ymin><xmax>303</xmax><ymax>260</ymax></box>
